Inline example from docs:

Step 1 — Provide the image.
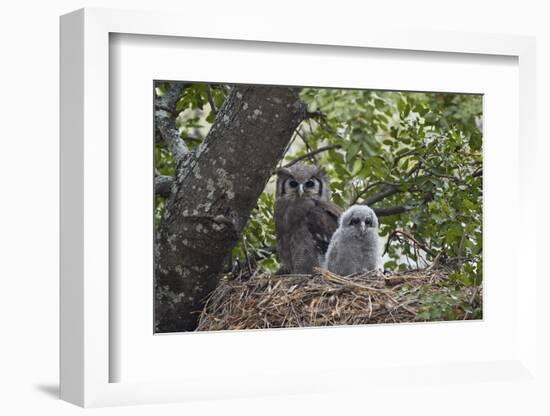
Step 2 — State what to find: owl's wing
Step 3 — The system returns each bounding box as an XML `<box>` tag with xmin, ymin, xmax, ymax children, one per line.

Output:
<box><xmin>306</xmin><ymin>200</ymin><xmax>342</xmax><ymax>255</ymax></box>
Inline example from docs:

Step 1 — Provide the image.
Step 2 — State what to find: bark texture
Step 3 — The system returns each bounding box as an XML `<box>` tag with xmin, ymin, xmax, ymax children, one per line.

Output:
<box><xmin>155</xmin><ymin>85</ymin><xmax>306</xmax><ymax>332</ymax></box>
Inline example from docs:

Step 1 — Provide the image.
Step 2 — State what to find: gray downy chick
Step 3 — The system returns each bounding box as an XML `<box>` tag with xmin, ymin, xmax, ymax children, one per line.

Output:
<box><xmin>324</xmin><ymin>205</ymin><xmax>381</xmax><ymax>276</ymax></box>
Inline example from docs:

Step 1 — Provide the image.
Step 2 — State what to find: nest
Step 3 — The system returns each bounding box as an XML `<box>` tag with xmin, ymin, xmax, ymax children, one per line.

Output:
<box><xmin>197</xmin><ymin>268</ymin><xmax>481</xmax><ymax>331</ymax></box>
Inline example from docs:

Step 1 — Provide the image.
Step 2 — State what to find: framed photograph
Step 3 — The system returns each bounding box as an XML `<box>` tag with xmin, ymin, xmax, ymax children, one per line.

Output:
<box><xmin>60</xmin><ymin>7</ymin><xmax>538</xmax><ymax>408</ymax></box>
<box><xmin>150</xmin><ymin>80</ymin><xmax>484</xmax><ymax>334</ymax></box>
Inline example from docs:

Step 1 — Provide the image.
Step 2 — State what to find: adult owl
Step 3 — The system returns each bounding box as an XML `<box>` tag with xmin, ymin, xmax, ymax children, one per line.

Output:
<box><xmin>274</xmin><ymin>163</ymin><xmax>342</xmax><ymax>274</ymax></box>
<box><xmin>324</xmin><ymin>205</ymin><xmax>381</xmax><ymax>276</ymax></box>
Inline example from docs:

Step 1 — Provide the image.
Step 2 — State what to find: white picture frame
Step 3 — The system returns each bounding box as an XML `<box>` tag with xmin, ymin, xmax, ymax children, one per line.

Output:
<box><xmin>60</xmin><ymin>7</ymin><xmax>538</xmax><ymax>408</ymax></box>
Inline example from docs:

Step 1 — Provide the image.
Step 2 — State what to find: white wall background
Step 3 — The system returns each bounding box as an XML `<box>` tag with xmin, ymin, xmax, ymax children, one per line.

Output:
<box><xmin>0</xmin><ymin>0</ymin><xmax>548</xmax><ymax>414</ymax></box>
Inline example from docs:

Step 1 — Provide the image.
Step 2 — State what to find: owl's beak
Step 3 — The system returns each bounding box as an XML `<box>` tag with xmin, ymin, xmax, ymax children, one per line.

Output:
<box><xmin>298</xmin><ymin>184</ymin><xmax>304</xmax><ymax>197</ymax></box>
<box><xmin>360</xmin><ymin>222</ymin><xmax>366</xmax><ymax>233</ymax></box>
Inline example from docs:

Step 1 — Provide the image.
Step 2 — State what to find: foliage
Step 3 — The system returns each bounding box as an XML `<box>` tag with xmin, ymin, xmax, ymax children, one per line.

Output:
<box><xmin>408</xmin><ymin>282</ymin><xmax>482</xmax><ymax>321</ymax></box>
<box><xmin>155</xmin><ymin>84</ymin><xmax>483</xmax><ymax>288</ymax></box>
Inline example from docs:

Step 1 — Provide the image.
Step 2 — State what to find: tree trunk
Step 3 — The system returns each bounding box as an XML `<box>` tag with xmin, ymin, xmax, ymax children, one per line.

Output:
<box><xmin>155</xmin><ymin>85</ymin><xmax>306</xmax><ymax>332</ymax></box>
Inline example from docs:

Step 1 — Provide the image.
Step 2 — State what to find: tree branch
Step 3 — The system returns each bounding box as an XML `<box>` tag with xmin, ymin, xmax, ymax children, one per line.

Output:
<box><xmin>351</xmin><ymin>181</ymin><xmax>400</xmax><ymax>205</ymax></box>
<box><xmin>305</xmin><ymin>110</ymin><xmax>326</xmax><ymax>119</ymax></box>
<box><xmin>294</xmin><ymin>126</ymin><xmax>317</xmax><ymax>163</ymax></box>
<box><xmin>425</xmin><ymin>168</ymin><xmax>461</xmax><ymax>183</ymax></box>
<box><xmin>283</xmin><ymin>144</ymin><xmax>342</xmax><ymax>168</ymax></box>
<box><xmin>155</xmin><ymin>174</ymin><xmax>174</xmax><ymax>198</ymax></box>
<box><xmin>154</xmin><ymin>82</ymin><xmax>190</xmax><ymax>163</ymax></box>
<box><xmin>363</xmin><ymin>184</ymin><xmax>401</xmax><ymax>206</ymax></box>
<box><xmin>391</xmin><ymin>149</ymin><xmax>419</xmax><ymax>170</ymax></box>
<box><xmin>373</xmin><ymin>205</ymin><xmax>411</xmax><ymax>217</ymax></box>
<box><xmin>372</xmin><ymin>190</ymin><xmax>433</xmax><ymax>217</ymax></box>
<box><xmin>155</xmin><ymin>111</ymin><xmax>189</xmax><ymax>162</ymax></box>
<box><xmin>206</xmin><ymin>85</ymin><xmax>218</xmax><ymax>114</ymax></box>
<box><xmin>384</xmin><ymin>229</ymin><xmax>437</xmax><ymax>258</ymax></box>
<box><xmin>155</xmin><ymin>81</ymin><xmax>189</xmax><ymax>110</ymax></box>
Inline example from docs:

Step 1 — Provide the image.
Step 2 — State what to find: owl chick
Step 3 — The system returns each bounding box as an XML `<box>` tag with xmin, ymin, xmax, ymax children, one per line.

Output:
<box><xmin>274</xmin><ymin>163</ymin><xmax>342</xmax><ymax>274</ymax></box>
<box><xmin>324</xmin><ymin>205</ymin><xmax>381</xmax><ymax>276</ymax></box>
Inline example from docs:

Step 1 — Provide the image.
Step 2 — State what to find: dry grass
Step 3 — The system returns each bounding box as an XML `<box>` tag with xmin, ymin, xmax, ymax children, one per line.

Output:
<box><xmin>196</xmin><ymin>268</ymin><xmax>481</xmax><ymax>331</ymax></box>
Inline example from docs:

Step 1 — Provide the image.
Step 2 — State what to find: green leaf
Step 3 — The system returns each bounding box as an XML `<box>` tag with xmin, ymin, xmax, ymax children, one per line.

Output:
<box><xmin>346</xmin><ymin>142</ymin><xmax>360</xmax><ymax>162</ymax></box>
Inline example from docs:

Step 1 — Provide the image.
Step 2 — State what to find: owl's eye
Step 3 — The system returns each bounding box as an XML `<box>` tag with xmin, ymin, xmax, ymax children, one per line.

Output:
<box><xmin>349</xmin><ymin>218</ymin><xmax>360</xmax><ymax>225</ymax></box>
<box><xmin>289</xmin><ymin>180</ymin><xmax>298</xmax><ymax>188</ymax></box>
<box><xmin>305</xmin><ymin>180</ymin><xmax>315</xmax><ymax>188</ymax></box>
